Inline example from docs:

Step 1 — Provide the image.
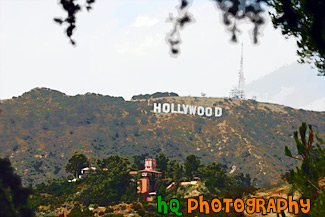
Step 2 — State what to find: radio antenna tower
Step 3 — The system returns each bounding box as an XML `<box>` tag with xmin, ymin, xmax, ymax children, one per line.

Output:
<box><xmin>229</xmin><ymin>43</ymin><xmax>246</xmax><ymax>100</ymax></box>
<box><xmin>238</xmin><ymin>43</ymin><xmax>245</xmax><ymax>100</ymax></box>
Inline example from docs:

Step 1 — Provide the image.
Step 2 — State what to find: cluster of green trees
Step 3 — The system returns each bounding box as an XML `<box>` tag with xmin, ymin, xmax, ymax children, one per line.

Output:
<box><xmin>131</xmin><ymin>92</ymin><xmax>179</xmax><ymax>101</ymax></box>
<box><xmin>154</xmin><ymin>153</ymin><xmax>255</xmax><ymax>203</ymax></box>
<box><xmin>0</xmin><ymin>122</ymin><xmax>324</xmax><ymax>217</ymax></box>
<box><xmin>28</xmin><ymin>151</ymin><xmax>255</xmax><ymax>215</ymax></box>
<box><xmin>80</xmin><ymin>155</ymin><xmax>137</xmax><ymax>205</ymax></box>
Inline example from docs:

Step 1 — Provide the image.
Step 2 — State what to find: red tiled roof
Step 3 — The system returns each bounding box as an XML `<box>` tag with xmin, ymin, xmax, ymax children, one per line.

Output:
<box><xmin>138</xmin><ymin>169</ymin><xmax>162</xmax><ymax>174</ymax></box>
<box><xmin>129</xmin><ymin>171</ymin><xmax>138</xmax><ymax>175</ymax></box>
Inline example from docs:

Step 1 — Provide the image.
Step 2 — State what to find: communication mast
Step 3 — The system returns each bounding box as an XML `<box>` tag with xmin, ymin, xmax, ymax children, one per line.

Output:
<box><xmin>230</xmin><ymin>43</ymin><xmax>246</xmax><ymax>100</ymax></box>
<box><xmin>238</xmin><ymin>43</ymin><xmax>245</xmax><ymax>99</ymax></box>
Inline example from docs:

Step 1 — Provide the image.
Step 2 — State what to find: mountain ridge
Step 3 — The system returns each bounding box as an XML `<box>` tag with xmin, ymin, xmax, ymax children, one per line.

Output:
<box><xmin>0</xmin><ymin>88</ymin><xmax>324</xmax><ymax>186</ymax></box>
<box><xmin>246</xmin><ymin>63</ymin><xmax>325</xmax><ymax>112</ymax></box>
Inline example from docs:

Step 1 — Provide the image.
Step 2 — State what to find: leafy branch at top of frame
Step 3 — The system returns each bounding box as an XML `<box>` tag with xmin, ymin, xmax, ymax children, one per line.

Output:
<box><xmin>54</xmin><ymin>0</ymin><xmax>268</xmax><ymax>53</ymax></box>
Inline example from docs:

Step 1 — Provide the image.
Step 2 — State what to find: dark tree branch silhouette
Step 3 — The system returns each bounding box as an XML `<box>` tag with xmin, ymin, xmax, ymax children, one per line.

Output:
<box><xmin>0</xmin><ymin>158</ymin><xmax>34</xmax><ymax>217</ymax></box>
<box><xmin>270</xmin><ymin>0</ymin><xmax>325</xmax><ymax>76</ymax></box>
<box><xmin>165</xmin><ymin>0</ymin><xmax>195</xmax><ymax>56</ymax></box>
<box><xmin>54</xmin><ymin>0</ymin><xmax>96</xmax><ymax>45</ymax></box>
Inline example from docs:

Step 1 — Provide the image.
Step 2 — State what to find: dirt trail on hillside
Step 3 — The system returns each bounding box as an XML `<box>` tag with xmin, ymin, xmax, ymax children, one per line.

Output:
<box><xmin>244</xmin><ymin>185</ymin><xmax>300</xmax><ymax>217</ymax></box>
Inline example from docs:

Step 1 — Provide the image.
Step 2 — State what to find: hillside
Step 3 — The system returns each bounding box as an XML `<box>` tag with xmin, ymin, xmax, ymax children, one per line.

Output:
<box><xmin>0</xmin><ymin>88</ymin><xmax>324</xmax><ymax>186</ymax></box>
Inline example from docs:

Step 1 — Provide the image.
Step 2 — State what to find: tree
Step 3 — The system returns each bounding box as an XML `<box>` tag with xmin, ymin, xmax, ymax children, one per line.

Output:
<box><xmin>226</xmin><ymin>173</ymin><xmax>256</xmax><ymax>199</ymax></box>
<box><xmin>166</xmin><ymin>159</ymin><xmax>183</xmax><ymax>181</ymax></box>
<box><xmin>198</xmin><ymin>162</ymin><xmax>228</xmax><ymax>194</ymax></box>
<box><xmin>283</xmin><ymin>122</ymin><xmax>325</xmax><ymax>217</ymax></box>
<box><xmin>156</xmin><ymin>153</ymin><xmax>169</xmax><ymax>177</ymax></box>
<box><xmin>132</xmin><ymin>153</ymin><xmax>148</xmax><ymax>170</ymax></box>
<box><xmin>80</xmin><ymin>155</ymin><xmax>132</xmax><ymax>205</ymax></box>
<box><xmin>184</xmin><ymin>154</ymin><xmax>200</xmax><ymax>180</ymax></box>
<box><xmin>121</xmin><ymin>182</ymin><xmax>138</xmax><ymax>203</ymax></box>
<box><xmin>0</xmin><ymin>158</ymin><xmax>34</xmax><ymax>217</ymax></box>
<box><xmin>67</xmin><ymin>204</ymin><xmax>93</xmax><ymax>217</ymax></box>
<box><xmin>270</xmin><ymin>0</ymin><xmax>325</xmax><ymax>75</ymax></box>
<box><xmin>156</xmin><ymin>180</ymin><xmax>167</xmax><ymax>200</ymax></box>
<box><xmin>65</xmin><ymin>152</ymin><xmax>89</xmax><ymax>178</ymax></box>
<box><xmin>54</xmin><ymin>0</ymin><xmax>324</xmax><ymax>75</ymax></box>
<box><xmin>231</xmin><ymin>173</ymin><xmax>252</xmax><ymax>189</ymax></box>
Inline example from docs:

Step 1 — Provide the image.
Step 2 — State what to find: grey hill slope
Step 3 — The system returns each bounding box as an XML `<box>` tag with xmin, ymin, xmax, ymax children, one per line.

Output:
<box><xmin>0</xmin><ymin>88</ymin><xmax>324</xmax><ymax>186</ymax></box>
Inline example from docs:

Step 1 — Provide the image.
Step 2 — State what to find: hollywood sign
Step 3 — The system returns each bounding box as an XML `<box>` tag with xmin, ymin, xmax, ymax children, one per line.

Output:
<box><xmin>153</xmin><ymin>103</ymin><xmax>222</xmax><ymax>117</ymax></box>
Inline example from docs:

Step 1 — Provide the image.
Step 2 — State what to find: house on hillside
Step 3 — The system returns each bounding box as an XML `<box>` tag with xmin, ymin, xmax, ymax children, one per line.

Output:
<box><xmin>79</xmin><ymin>166</ymin><xmax>97</xmax><ymax>178</ymax></box>
<box><xmin>68</xmin><ymin>167</ymin><xmax>108</xmax><ymax>182</ymax></box>
<box><xmin>129</xmin><ymin>158</ymin><xmax>162</xmax><ymax>201</ymax></box>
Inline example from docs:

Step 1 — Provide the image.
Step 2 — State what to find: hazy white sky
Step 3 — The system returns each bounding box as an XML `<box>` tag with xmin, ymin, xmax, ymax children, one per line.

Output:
<box><xmin>0</xmin><ymin>0</ymin><xmax>310</xmax><ymax>100</ymax></box>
